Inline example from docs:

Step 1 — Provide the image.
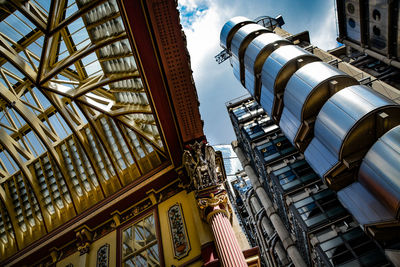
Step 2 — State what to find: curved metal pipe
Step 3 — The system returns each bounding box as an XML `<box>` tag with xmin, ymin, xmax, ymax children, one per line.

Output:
<box><xmin>255</xmin><ymin>217</ymin><xmax>275</xmax><ymax>267</ymax></box>
<box><xmin>267</xmin><ymin>233</ymin><xmax>278</xmax><ymax>266</ymax></box>
<box><xmin>233</xmin><ymin>141</ymin><xmax>307</xmax><ymax>267</ymax></box>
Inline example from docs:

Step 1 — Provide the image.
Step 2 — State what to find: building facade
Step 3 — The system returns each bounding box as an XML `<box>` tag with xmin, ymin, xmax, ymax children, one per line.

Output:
<box><xmin>0</xmin><ymin>1</ymin><xmax>259</xmax><ymax>266</ymax></box>
<box><xmin>222</xmin><ymin>15</ymin><xmax>400</xmax><ymax>267</ymax></box>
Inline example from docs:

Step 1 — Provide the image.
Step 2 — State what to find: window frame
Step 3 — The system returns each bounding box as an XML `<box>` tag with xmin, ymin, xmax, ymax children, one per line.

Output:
<box><xmin>117</xmin><ymin>208</ymin><xmax>164</xmax><ymax>267</ymax></box>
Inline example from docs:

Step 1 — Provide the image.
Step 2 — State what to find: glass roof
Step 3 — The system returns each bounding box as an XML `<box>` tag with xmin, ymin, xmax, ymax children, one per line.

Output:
<box><xmin>0</xmin><ymin>0</ymin><xmax>166</xmax><ymax>258</ymax></box>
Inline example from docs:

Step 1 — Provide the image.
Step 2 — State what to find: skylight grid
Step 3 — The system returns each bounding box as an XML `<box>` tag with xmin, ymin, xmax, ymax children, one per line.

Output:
<box><xmin>0</xmin><ymin>0</ymin><xmax>167</xmax><ymax>255</ymax></box>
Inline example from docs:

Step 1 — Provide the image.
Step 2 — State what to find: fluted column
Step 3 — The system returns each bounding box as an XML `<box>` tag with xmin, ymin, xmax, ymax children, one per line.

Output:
<box><xmin>209</xmin><ymin>209</ymin><xmax>247</xmax><ymax>266</ymax></box>
<box><xmin>183</xmin><ymin>141</ymin><xmax>249</xmax><ymax>267</ymax></box>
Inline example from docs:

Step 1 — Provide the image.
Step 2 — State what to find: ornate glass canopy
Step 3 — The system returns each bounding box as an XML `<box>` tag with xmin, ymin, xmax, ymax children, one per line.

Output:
<box><xmin>0</xmin><ymin>0</ymin><xmax>166</xmax><ymax>257</ymax></box>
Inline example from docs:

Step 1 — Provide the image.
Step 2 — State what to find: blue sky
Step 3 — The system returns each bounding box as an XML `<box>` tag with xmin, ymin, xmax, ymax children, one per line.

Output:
<box><xmin>178</xmin><ymin>0</ymin><xmax>339</xmax><ymax>145</ymax></box>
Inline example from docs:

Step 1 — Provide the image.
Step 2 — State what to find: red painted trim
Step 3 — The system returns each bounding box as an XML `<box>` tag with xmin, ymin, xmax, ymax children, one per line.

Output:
<box><xmin>201</xmin><ymin>241</ymin><xmax>218</xmax><ymax>265</ymax></box>
<box><xmin>121</xmin><ymin>0</ymin><xmax>183</xmax><ymax>166</ymax></box>
<box><xmin>143</xmin><ymin>0</ymin><xmax>204</xmax><ymax>143</ymax></box>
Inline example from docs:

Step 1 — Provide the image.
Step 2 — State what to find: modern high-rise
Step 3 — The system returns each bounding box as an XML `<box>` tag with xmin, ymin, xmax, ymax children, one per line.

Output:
<box><xmin>221</xmin><ymin>11</ymin><xmax>400</xmax><ymax>267</ymax></box>
<box><xmin>0</xmin><ymin>1</ymin><xmax>260</xmax><ymax>266</ymax></box>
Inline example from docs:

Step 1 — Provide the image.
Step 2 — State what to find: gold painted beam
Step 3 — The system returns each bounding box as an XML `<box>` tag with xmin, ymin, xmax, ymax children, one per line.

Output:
<box><xmin>0</xmin><ymin>35</ymin><xmax>37</xmax><ymax>82</ymax></box>
<box><xmin>0</xmin><ymin>83</ymin><xmax>81</xmax><ymax>215</ymax></box>
<box><xmin>37</xmin><ymin>34</ymin><xmax>58</xmax><ymax>85</ymax></box>
<box><xmin>59</xmin><ymin>27</ymin><xmax>87</xmax><ymax>80</ymax></box>
<box><xmin>68</xmin><ymin>72</ymin><xmax>139</xmax><ymax>99</ymax></box>
<box><xmin>41</xmin><ymin>90</ymin><xmax>115</xmax><ymax>197</ymax></box>
<box><xmin>47</xmin><ymin>0</ymin><xmax>67</xmax><ymax>34</ymax></box>
<box><xmin>0</xmin><ymin>168</ymin><xmax>9</xmax><ymax>179</ymax></box>
<box><xmin>109</xmin><ymin>105</ymin><xmax>152</xmax><ymax>116</ymax></box>
<box><xmin>0</xmin><ymin>130</ymin><xmax>49</xmax><ymax>234</ymax></box>
<box><xmin>0</xmin><ymin>84</ymin><xmax>59</xmax><ymax>143</ymax></box>
<box><xmin>39</xmin><ymin>32</ymin><xmax>127</xmax><ymax>85</ymax></box>
<box><xmin>0</xmin><ymin>130</ymin><xmax>33</xmax><ymax>162</ymax></box>
<box><xmin>48</xmin><ymin>0</ymin><xmax>108</xmax><ymax>36</ymax></box>
<box><xmin>10</xmin><ymin>0</ymin><xmax>47</xmax><ymax>33</ymax></box>
<box><xmin>0</xmin><ymin>31</ymin><xmax>42</xmax><ymax>69</ymax></box>
<box><xmin>117</xmin><ymin>116</ymin><xmax>165</xmax><ymax>155</ymax></box>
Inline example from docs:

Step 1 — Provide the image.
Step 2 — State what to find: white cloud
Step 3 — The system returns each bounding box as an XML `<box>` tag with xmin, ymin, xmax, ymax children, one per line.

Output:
<box><xmin>180</xmin><ymin>1</ymin><xmax>235</xmax><ymax>80</ymax></box>
<box><xmin>178</xmin><ymin>1</ymin><xmax>340</xmax><ymax>144</ymax></box>
<box><xmin>178</xmin><ymin>0</ymin><xmax>201</xmax><ymax>11</ymax></box>
<box><xmin>311</xmin><ymin>6</ymin><xmax>338</xmax><ymax>50</ymax></box>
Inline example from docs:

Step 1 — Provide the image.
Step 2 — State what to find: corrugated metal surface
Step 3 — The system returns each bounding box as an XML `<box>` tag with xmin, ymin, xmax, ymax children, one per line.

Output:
<box><xmin>304</xmin><ymin>137</ymin><xmax>338</xmax><ymax>178</ymax></box>
<box><xmin>279</xmin><ymin>106</ymin><xmax>302</xmax><ymax>146</ymax></box>
<box><xmin>244</xmin><ymin>33</ymin><xmax>290</xmax><ymax>96</ymax></box>
<box><xmin>231</xmin><ymin>57</ymin><xmax>241</xmax><ymax>83</ymax></box>
<box><xmin>258</xmin><ymin>45</ymin><xmax>319</xmax><ymax>120</ymax></box>
<box><xmin>261</xmin><ymin>45</ymin><xmax>317</xmax><ymax>99</ymax></box>
<box><xmin>314</xmin><ymin>85</ymin><xmax>395</xmax><ymax>156</ymax></box>
<box><xmin>259</xmin><ymin>85</ymin><xmax>275</xmax><ymax>116</ymax></box>
<box><xmin>244</xmin><ymin>33</ymin><xmax>288</xmax><ymax>74</ymax></box>
<box><xmin>244</xmin><ymin>68</ymin><xmax>256</xmax><ymax>96</ymax></box>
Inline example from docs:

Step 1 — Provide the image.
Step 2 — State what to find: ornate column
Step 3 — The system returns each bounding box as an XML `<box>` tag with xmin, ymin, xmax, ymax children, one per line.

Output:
<box><xmin>183</xmin><ymin>141</ymin><xmax>247</xmax><ymax>267</ymax></box>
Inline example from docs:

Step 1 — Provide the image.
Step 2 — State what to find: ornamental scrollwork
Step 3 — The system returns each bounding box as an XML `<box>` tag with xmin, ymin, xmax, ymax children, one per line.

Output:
<box><xmin>96</xmin><ymin>243</ymin><xmax>110</xmax><ymax>267</ymax></box>
<box><xmin>168</xmin><ymin>204</ymin><xmax>191</xmax><ymax>259</ymax></box>
<box><xmin>197</xmin><ymin>192</ymin><xmax>232</xmax><ymax>223</ymax></box>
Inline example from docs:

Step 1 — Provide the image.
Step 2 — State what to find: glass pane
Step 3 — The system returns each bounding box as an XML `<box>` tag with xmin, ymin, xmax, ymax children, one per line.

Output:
<box><xmin>122</xmin><ymin>213</ymin><xmax>159</xmax><ymax>266</ymax></box>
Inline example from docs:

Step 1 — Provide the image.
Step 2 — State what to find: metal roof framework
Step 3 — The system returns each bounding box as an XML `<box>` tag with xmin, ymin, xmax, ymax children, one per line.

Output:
<box><xmin>0</xmin><ymin>0</ymin><xmax>168</xmax><ymax>258</ymax></box>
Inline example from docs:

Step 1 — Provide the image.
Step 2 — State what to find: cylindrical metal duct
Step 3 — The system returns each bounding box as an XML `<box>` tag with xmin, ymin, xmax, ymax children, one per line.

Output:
<box><xmin>279</xmin><ymin>61</ymin><xmax>358</xmax><ymax>151</ymax></box>
<box><xmin>260</xmin><ymin>45</ymin><xmax>320</xmax><ymax>122</ymax></box>
<box><xmin>304</xmin><ymin>85</ymin><xmax>400</xmax><ymax>190</ymax></box>
<box><xmin>244</xmin><ymin>33</ymin><xmax>290</xmax><ymax>97</ymax></box>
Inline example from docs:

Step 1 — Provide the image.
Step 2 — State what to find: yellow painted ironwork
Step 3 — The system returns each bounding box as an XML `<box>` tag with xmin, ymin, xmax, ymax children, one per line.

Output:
<box><xmin>0</xmin><ymin>0</ymin><xmax>166</xmax><ymax>257</ymax></box>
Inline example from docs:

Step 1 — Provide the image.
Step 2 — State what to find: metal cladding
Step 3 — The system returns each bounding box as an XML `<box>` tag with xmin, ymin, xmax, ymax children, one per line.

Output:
<box><xmin>260</xmin><ymin>45</ymin><xmax>320</xmax><ymax>121</ymax></box>
<box><xmin>337</xmin><ymin>181</ymin><xmax>395</xmax><ymax>226</ymax></box>
<box><xmin>305</xmin><ymin>85</ymin><xmax>400</xmax><ymax>188</ymax></box>
<box><xmin>220</xmin><ymin>16</ymin><xmax>254</xmax><ymax>50</ymax></box>
<box><xmin>231</xmin><ymin>24</ymin><xmax>270</xmax><ymax>86</ymax></box>
<box><xmin>359</xmin><ymin>125</ymin><xmax>400</xmax><ymax>218</ymax></box>
<box><xmin>360</xmin><ymin>126</ymin><xmax>400</xmax><ymax>216</ymax></box>
<box><xmin>280</xmin><ymin>61</ymin><xmax>358</xmax><ymax>151</ymax></box>
<box><xmin>221</xmin><ymin>16</ymin><xmax>400</xmax><ymax>232</ymax></box>
<box><xmin>338</xmin><ymin>126</ymin><xmax>400</xmax><ymax>226</ymax></box>
<box><xmin>244</xmin><ymin>33</ymin><xmax>291</xmax><ymax>97</ymax></box>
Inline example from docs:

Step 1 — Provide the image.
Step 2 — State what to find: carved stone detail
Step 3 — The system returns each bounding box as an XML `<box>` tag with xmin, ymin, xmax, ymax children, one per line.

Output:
<box><xmin>183</xmin><ymin>141</ymin><xmax>224</xmax><ymax>191</ymax></box>
<box><xmin>183</xmin><ymin>141</ymin><xmax>232</xmax><ymax>223</ymax></box>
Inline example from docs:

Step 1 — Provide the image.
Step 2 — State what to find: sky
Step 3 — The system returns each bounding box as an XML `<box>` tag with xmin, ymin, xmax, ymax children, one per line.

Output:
<box><xmin>178</xmin><ymin>0</ymin><xmax>340</xmax><ymax>145</ymax></box>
